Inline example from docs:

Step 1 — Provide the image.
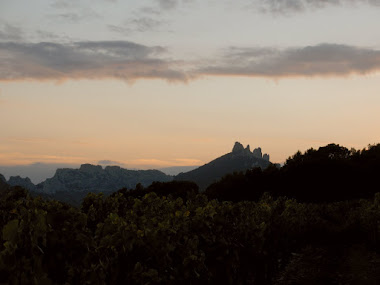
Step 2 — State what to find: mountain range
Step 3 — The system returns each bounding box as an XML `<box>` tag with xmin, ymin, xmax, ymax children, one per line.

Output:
<box><xmin>2</xmin><ymin>142</ymin><xmax>273</xmax><ymax>204</ymax></box>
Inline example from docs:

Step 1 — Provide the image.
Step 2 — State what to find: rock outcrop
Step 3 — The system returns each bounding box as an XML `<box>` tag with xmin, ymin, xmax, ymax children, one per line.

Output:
<box><xmin>263</xmin><ymin>154</ymin><xmax>270</xmax><ymax>161</ymax></box>
<box><xmin>232</xmin><ymin>142</ymin><xmax>245</xmax><ymax>153</ymax></box>
<box><xmin>252</xmin><ymin>147</ymin><xmax>263</xmax><ymax>159</ymax></box>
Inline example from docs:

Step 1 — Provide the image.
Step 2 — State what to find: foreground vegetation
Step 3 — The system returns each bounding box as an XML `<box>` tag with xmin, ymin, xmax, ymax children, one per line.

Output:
<box><xmin>0</xmin><ymin>185</ymin><xmax>379</xmax><ymax>284</ymax></box>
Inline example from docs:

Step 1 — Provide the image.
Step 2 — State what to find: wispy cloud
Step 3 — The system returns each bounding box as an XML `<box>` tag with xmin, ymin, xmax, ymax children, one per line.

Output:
<box><xmin>255</xmin><ymin>0</ymin><xmax>380</xmax><ymax>14</ymax></box>
<box><xmin>108</xmin><ymin>17</ymin><xmax>165</xmax><ymax>35</ymax></box>
<box><xmin>50</xmin><ymin>0</ymin><xmax>74</xmax><ymax>10</ymax></box>
<box><xmin>128</xmin><ymin>158</ymin><xmax>202</xmax><ymax>168</ymax></box>
<box><xmin>49</xmin><ymin>0</ymin><xmax>100</xmax><ymax>23</ymax></box>
<box><xmin>199</xmin><ymin>44</ymin><xmax>380</xmax><ymax>78</ymax></box>
<box><xmin>0</xmin><ymin>40</ymin><xmax>188</xmax><ymax>82</ymax></box>
<box><xmin>173</xmin><ymin>158</ymin><xmax>203</xmax><ymax>165</ymax></box>
<box><xmin>0</xmin><ymin>152</ymin><xmax>87</xmax><ymax>165</ymax></box>
<box><xmin>155</xmin><ymin>0</ymin><xmax>195</xmax><ymax>11</ymax></box>
<box><xmin>0</xmin><ymin>23</ymin><xmax>23</xmax><ymax>41</ymax></box>
<box><xmin>157</xmin><ymin>0</ymin><xmax>178</xmax><ymax>10</ymax></box>
<box><xmin>55</xmin><ymin>12</ymin><xmax>82</xmax><ymax>22</ymax></box>
<box><xmin>98</xmin><ymin>160</ymin><xmax>125</xmax><ymax>166</ymax></box>
<box><xmin>139</xmin><ymin>6</ymin><xmax>162</xmax><ymax>15</ymax></box>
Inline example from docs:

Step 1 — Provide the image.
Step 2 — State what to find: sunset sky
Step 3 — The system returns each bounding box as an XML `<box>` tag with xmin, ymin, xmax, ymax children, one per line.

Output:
<box><xmin>1</xmin><ymin>0</ymin><xmax>380</xmax><ymax>171</ymax></box>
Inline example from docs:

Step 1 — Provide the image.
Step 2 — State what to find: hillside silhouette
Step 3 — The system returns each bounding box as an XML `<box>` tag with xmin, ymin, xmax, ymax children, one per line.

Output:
<box><xmin>175</xmin><ymin>142</ymin><xmax>272</xmax><ymax>190</ymax></box>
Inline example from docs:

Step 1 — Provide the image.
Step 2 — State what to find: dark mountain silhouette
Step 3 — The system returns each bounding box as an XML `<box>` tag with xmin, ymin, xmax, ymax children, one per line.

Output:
<box><xmin>7</xmin><ymin>176</ymin><xmax>37</xmax><ymax>191</ymax></box>
<box><xmin>0</xmin><ymin>174</ymin><xmax>9</xmax><ymax>191</ymax></box>
<box><xmin>175</xmin><ymin>142</ymin><xmax>272</xmax><ymax>190</ymax></box>
<box><xmin>0</xmin><ymin>164</ymin><xmax>173</xmax><ymax>205</ymax></box>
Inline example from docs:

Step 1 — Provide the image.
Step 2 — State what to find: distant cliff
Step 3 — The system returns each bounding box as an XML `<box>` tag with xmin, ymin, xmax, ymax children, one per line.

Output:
<box><xmin>38</xmin><ymin>164</ymin><xmax>173</xmax><ymax>194</ymax></box>
<box><xmin>175</xmin><ymin>142</ymin><xmax>272</xmax><ymax>190</ymax></box>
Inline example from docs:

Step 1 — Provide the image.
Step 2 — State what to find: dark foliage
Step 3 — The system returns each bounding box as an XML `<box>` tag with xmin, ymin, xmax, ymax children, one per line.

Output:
<box><xmin>0</xmin><ymin>174</ymin><xmax>8</xmax><ymax>192</ymax></box>
<box><xmin>113</xmin><ymin>181</ymin><xmax>199</xmax><ymax>201</ymax></box>
<box><xmin>206</xmin><ymin>144</ymin><xmax>380</xmax><ymax>202</ymax></box>
<box><xmin>0</xmin><ymin>183</ymin><xmax>379</xmax><ymax>284</ymax></box>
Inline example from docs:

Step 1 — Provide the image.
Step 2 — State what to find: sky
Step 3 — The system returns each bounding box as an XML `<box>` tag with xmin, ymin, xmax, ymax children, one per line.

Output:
<box><xmin>1</xmin><ymin>0</ymin><xmax>380</xmax><ymax>172</ymax></box>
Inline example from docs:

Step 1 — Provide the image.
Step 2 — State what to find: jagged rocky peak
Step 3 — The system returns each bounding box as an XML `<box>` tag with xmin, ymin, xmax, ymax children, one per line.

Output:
<box><xmin>0</xmin><ymin>174</ymin><xmax>6</xmax><ymax>183</ymax></box>
<box><xmin>79</xmin><ymin>164</ymin><xmax>103</xmax><ymax>173</ymax></box>
<box><xmin>252</xmin><ymin>147</ymin><xmax>263</xmax><ymax>159</ymax></box>
<box><xmin>232</xmin><ymin>142</ymin><xmax>270</xmax><ymax>161</ymax></box>
<box><xmin>232</xmin><ymin>142</ymin><xmax>245</xmax><ymax>153</ymax></box>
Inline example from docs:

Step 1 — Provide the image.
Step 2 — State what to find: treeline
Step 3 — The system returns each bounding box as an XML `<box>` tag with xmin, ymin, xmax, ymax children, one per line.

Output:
<box><xmin>206</xmin><ymin>143</ymin><xmax>380</xmax><ymax>202</ymax></box>
<box><xmin>0</xmin><ymin>184</ymin><xmax>379</xmax><ymax>284</ymax></box>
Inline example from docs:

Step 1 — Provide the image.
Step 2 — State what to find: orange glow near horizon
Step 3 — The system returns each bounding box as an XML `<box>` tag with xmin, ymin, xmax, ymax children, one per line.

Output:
<box><xmin>1</xmin><ymin>74</ymin><xmax>380</xmax><ymax>168</ymax></box>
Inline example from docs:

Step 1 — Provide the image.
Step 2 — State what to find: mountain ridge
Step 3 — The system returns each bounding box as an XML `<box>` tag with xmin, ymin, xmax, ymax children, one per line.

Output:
<box><xmin>175</xmin><ymin>142</ymin><xmax>272</xmax><ymax>190</ymax></box>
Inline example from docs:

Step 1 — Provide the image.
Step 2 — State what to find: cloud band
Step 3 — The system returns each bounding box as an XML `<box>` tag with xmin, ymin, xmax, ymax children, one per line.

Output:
<box><xmin>1</xmin><ymin>41</ymin><xmax>380</xmax><ymax>82</ymax></box>
<box><xmin>0</xmin><ymin>40</ymin><xmax>188</xmax><ymax>82</ymax></box>
<box><xmin>199</xmin><ymin>44</ymin><xmax>380</xmax><ymax>78</ymax></box>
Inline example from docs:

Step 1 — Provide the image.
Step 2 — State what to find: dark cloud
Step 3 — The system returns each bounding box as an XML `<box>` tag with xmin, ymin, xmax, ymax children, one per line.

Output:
<box><xmin>0</xmin><ymin>40</ymin><xmax>188</xmax><ymax>82</ymax></box>
<box><xmin>256</xmin><ymin>0</ymin><xmax>380</xmax><ymax>14</ymax></box>
<box><xmin>199</xmin><ymin>44</ymin><xmax>380</xmax><ymax>78</ymax></box>
<box><xmin>35</xmin><ymin>30</ymin><xmax>66</xmax><ymax>41</ymax></box>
